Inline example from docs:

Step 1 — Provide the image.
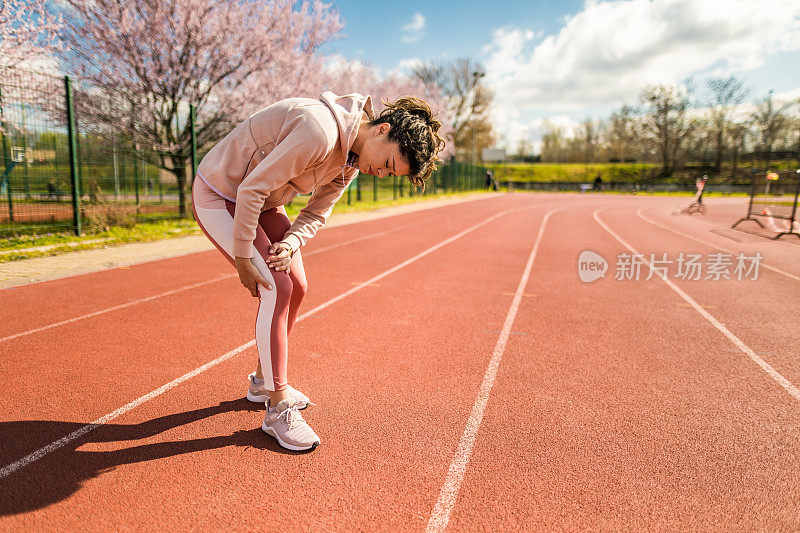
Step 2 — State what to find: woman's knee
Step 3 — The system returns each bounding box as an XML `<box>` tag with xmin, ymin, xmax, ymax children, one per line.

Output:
<box><xmin>291</xmin><ymin>275</ymin><xmax>307</xmax><ymax>298</ymax></box>
<box><xmin>272</xmin><ymin>271</ymin><xmax>294</xmax><ymax>304</ymax></box>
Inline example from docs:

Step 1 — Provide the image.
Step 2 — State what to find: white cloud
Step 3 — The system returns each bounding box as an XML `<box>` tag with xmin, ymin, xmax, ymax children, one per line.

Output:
<box><xmin>482</xmin><ymin>0</ymin><xmax>800</xmax><ymax>151</ymax></box>
<box><xmin>773</xmin><ymin>86</ymin><xmax>800</xmax><ymax>105</ymax></box>
<box><xmin>391</xmin><ymin>57</ymin><xmax>423</xmax><ymax>77</ymax></box>
<box><xmin>485</xmin><ymin>0</ymin><xmax>800</xmax><ymax>110</ymax></box>
<box><xmin>324</xmin><ymin>54</ymin><xmax>371</xmax><ymax>75</ymax></box>
<box><xmin>402</xmin><ymin>13</ymin><xmax>426</xmax><ymax>43</ymax></box>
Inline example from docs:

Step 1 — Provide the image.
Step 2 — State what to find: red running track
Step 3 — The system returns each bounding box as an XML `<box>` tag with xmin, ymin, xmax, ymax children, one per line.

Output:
<box><xmin>1</xmin><ymin>193</ymin><xmax>799</xmax><ymax>531</ymax></box>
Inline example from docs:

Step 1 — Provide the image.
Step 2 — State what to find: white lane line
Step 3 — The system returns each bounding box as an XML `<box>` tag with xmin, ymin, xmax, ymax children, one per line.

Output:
<box><xmin>595</xmin><ymin>207</ymin><xmax>800</xmax><ymax>402</ymax></box>
<box><xmin>305</xmin><ymin>219</ymin><xmax>428</xmax><ymax>256</ymax></box>
<box><xmin>0</xmin><ymin>195</ymin><xmax>499</xmax><ymax>293</ymax></box>
<box><xmin>0</xmin><ymin>276</ymin><xmax>236</xmax><ymax>343</ymax></box>
<box><xmin>0</xmin><ymin>203</ymin><xmax>540</xmax><ymax>480</ymax></box>
<box><xmin>637</xmin><ymin>207</ymin><xmax>800</xmax><ymax>283</ymax></box>
<box><xmin>426</xmin><ymin>207</ymin><xmax>561</xmax><ymax>533</ymax></box>
<box><xmin>296</xmin><ymin>207</ymin><xmax>532</xmax><ymax>321</ymax></box>
<box><xmin>0</xmin><ymin>219</ymin><xmax>431</xmax><ymax>343</ymax></box>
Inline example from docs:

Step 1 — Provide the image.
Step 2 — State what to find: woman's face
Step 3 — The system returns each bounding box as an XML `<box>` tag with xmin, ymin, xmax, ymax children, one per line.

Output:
<box><xmin>354</xmin><ymin>123</ymin><xmax>411</xmax><ymax>178</ymax></box>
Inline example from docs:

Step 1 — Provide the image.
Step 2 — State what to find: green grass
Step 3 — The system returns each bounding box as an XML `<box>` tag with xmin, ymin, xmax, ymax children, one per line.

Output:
<box><xmin>0</xmin><ymin>219</ymin><xmax>202</xmax><ymax>261</ymax></box>
<box><xmin>488</xmin><ymin>162</ymin><xmax>656</xmax><ymax>183</ymax></box>
<box><xmin>488</xmin><ymin>160</ymin><xmax>800</xmax><ymax>184</ymax></box>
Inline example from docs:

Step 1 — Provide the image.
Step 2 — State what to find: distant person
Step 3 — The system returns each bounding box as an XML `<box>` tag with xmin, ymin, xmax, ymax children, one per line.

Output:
<box><xmin>485</xmin><ymin>169</ymin><xmax>492</xmax><ymax>190</ymax></box>
<box><xmin>46</xmin><ymin>180</ymin><xmax>64</xmax><ymax>201</ymax></box>
<box><xmin>681</xmin><ymin>175</ymin><xmax>708</xmax><ymax>214</ymax></box>
<box><xmin>192</xmin><ymin>92</ymin><xmax>445</xmax><ymax>451</ymax></box>
<box><xmin>593</xmin><ymin>174</ymin><xmax>603</xmax><ymax>191</ymax></box>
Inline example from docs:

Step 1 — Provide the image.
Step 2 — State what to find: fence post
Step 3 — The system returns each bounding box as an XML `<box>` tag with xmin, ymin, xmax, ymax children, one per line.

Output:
<box><xmin>356</xmin><ymin>175</ymin><xmax>362</xmax><ymax>202</ymax></box>
<box><xmin>64</xmin><ymin>76</ymin><xmax>81</xmax><ymax>236</ymax></box>
<box><xmin>21</xmin><ymin>102</ymin><xmax>30</xmax><ymax>199</ymax></box>
<box><xmin>112</xmin><ymin>142</ymin><xmax>120</xmax><ymax>199</ymax></box>
<box><xmin>0</xmin><ymin>85</ymin><xmax>13</xmax><ymax>224</ymax></box>
<box><xmin>190</xmin><ymin>103</ymin><xmax>198</xmax><ymax>179</ymax></box>
<box><xmin>134</xmin><ymin>148</ymin><xmax>140</xmax><ymax>206</ymax></box>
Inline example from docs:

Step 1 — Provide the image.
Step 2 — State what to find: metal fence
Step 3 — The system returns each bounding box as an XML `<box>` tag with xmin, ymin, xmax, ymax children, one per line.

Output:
<box><xmin>0</xmin><ymin>66</ymin><xmax>186</xmax><ymax>238</ymax></box>
<box><xmin>0</xmin><ymin>65</ymin><xmax>489</xmax><ymax>238</ymax></box>
<box><xmin>342</xmin><ymin>159</ymin><xmax>488</xmax><ymax>205</ymax></box>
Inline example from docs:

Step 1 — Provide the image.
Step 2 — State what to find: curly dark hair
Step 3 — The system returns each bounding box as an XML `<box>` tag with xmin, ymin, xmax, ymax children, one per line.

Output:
<box><xmin>369</xmin><ymin>96</ymin><xmax>446</xmax><ymax>191</ymax></box>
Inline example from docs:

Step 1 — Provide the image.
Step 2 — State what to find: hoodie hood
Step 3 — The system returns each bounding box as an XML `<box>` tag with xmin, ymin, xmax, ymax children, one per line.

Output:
<box><xmin>320</xmin><ymin>91</ymin><xmax>374</xmax><ymax>160</ymax></box>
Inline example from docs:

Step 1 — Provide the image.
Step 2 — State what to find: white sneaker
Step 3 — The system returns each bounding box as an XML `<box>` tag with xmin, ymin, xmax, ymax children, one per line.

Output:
<box><xmin>246</xmin><ymin>372</ymin><xmax>311</xmax><ymax>409</ymax></box>
<box><xmin>262</xmin><ymin>398</ymin><xmax>320</xmax><ymax>451</ymax></box>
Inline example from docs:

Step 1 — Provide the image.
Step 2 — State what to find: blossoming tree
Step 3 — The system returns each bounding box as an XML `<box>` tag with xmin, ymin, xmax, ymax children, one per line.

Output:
<box><xmin>58</xmin><ymin>0</ymin><xmax>344</xmax><ymax>216</ymax></box>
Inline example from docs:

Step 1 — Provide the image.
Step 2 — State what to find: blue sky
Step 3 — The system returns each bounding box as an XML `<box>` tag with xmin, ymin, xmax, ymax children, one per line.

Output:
<box><xmin>323</xmin><ymin>0</ymin><xmax>582</xmax><ymax>73</ymax></box>
<box><xmin>322</xmin><ymin>0</ymin><xmax>800</xmax><ymax>151</ymax></box>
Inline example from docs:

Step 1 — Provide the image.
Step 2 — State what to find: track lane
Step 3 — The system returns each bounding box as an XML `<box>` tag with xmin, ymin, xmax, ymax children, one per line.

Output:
<box><xmin>0</xmin><ymin>196</ymin><xmax>498</xmax><ymax>339</ymax></box>
<box><xmin>600</xmin><ymin>204</ymin><xmax>800</xmax><ymax>389</ymax></box>
<box><xmin>446</xmin><ymin>202</ymin><xmax>800</xmax><ymax>530</ymax></box>
<box><xmin>0</xmin><ymin>195</ymin><xmax>581</xmax><ymax>528</ymax></box>
<box><xmin>638</xmin><ymin>203</ymin><xmax>800</xmax><ymax>280</ymax></box>
<box><xmin>0</xmin><ymin>196</ymin><xmax>523</xmax><ymax>421</ymax></box>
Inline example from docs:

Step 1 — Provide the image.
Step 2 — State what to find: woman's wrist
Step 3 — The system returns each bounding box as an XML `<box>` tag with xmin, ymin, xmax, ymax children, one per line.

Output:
<box><xmin>279</xmin><ymin>241</ymin><xmax>294</xmax><ymax>256</ymax></box>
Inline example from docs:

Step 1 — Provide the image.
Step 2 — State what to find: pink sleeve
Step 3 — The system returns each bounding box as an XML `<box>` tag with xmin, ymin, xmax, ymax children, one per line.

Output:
<box><xmin>232</xmin><ymin>115</ymin><xmax>333</xmax><ymax>258</ymax></box>
<box><xmin>282</xmin><ymin>168</ymin><xmax>358</xmax><ymax>251</ymax></box>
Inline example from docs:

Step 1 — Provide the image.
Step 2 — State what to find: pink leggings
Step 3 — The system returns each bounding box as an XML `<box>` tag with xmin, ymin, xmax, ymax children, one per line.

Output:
<box><xmin>191</xmin><ymin>176</ymin><xmax>307</xmax><ymax>392</ymax></box>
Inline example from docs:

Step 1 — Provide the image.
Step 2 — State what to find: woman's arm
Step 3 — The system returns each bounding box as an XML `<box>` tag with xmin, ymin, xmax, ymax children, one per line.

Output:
<box><xmin>281</xmin><ymin>167</ymin><xmax>358</xmax><ymax>252</ymax></box>
<box><xmin>232</xmin><ymin>111</ymin><xmax>336</xmax><ymax>258</ymax></box>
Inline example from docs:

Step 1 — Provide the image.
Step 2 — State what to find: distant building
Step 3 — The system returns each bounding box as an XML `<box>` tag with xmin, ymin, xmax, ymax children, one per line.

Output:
<box><xmin>481</xmin><ymin>148</ymin><xmax>506</xmax><ymax>163</ymax></box>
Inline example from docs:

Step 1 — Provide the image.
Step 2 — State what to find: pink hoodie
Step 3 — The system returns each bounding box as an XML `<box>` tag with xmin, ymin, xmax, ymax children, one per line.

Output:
<box><xmin>196</xmin><ymin>91</ymin><xmax>374</xmax><ymax>258</ymax></box>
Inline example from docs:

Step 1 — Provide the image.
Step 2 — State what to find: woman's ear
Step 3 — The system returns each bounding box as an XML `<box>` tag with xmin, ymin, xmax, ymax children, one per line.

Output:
<box><xmin>377</xmin><ymin>122</ymin><xmax>391</xmax><ymax>136</ymax></box>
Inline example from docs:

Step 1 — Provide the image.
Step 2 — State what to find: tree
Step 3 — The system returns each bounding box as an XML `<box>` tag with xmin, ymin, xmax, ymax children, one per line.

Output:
<box><xmin>640</xmin><ymin>84</ymin><xmax>694</xmax><ymax>177</ymax></box>
<box><xmin>580</xmin><ymin>118</ymin><xmax>598</xmax><ymax>163</ymax></box>
<box><xmin>58</xmin><ymin>0</ymin><xmax>343</xmax><ymax>217</ymax></box>
<box><xmin>319</xmin><ymin>57</ymin><xmax>453</xmax><ymax>159</ymax></box>
<box><xmin>704</xmin><ymin>76</ymin><xmax>748</xmax><ymax>171</ymax></box>
<box><xmin>540</xmin><ymin>121</ymin><xmax>566</xmax><ymax>163</ymax></box>
<box><xmin>514</xmin><ymin>136</ymin><xmax>533</xmax><ymax>160</ymax></box>
<box><xmin>749</xmin><ymin>90</ymin><xmax>791</xmax><ymax>170</ymax></box>
<box><xmin>411</xmin><ymin>58</ymin><xmax>495</xmax><ymax>161</ymax></box>
<box><xmin>604</xmin><ymin>105</ymin><xmax>638</xmax><ymax>162</ymax></box>
<box><xmin>727</xmin><ymin>121</ymin><xmax>748</xmax><ymax>181</ymax></box>
<box><xmin>0</xmin><ymin>0</ymin><xmax>62</xmax><ymax>68</ymax></box>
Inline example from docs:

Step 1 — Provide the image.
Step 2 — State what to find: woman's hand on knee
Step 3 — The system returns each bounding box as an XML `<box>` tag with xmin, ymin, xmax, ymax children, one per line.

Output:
<box><xmin>266</xmin><ymin>242</ymin><xmax>293</xmax><ymax>275</ymax></box>
<box><xmin>235</xmin><ymin>256</ymin><xmax>272</xmax><ymax>297</ymax></box>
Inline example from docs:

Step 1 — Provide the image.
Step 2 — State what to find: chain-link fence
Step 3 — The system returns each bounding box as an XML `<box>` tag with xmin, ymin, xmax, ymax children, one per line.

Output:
<box><xmin>0</xmin><ymin>66</ymin><xmax>188</xmax><ymax>238</ymax></box>
<box><xmin>0</xmin><ymin>65</ymin><xmax>489</xmax><ymax>238</ymax></box>
<box><xmin>342</xmin><ymin>159</ymin><xmax>488</xmax><ymax>205</ymax></box>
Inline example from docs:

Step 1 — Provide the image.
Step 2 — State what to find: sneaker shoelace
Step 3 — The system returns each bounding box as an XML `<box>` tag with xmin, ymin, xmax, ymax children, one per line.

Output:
<box><xmin>277</xmin><ymin>405</ymin><xmax>302</xmax><ymax>430</ymax></box>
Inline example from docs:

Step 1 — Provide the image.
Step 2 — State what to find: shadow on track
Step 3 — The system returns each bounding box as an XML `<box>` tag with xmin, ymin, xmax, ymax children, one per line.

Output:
<box><xmin>0</xmin><ymin>398</ymin><xmax>307</xmax><ymax>516</ymax></box>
